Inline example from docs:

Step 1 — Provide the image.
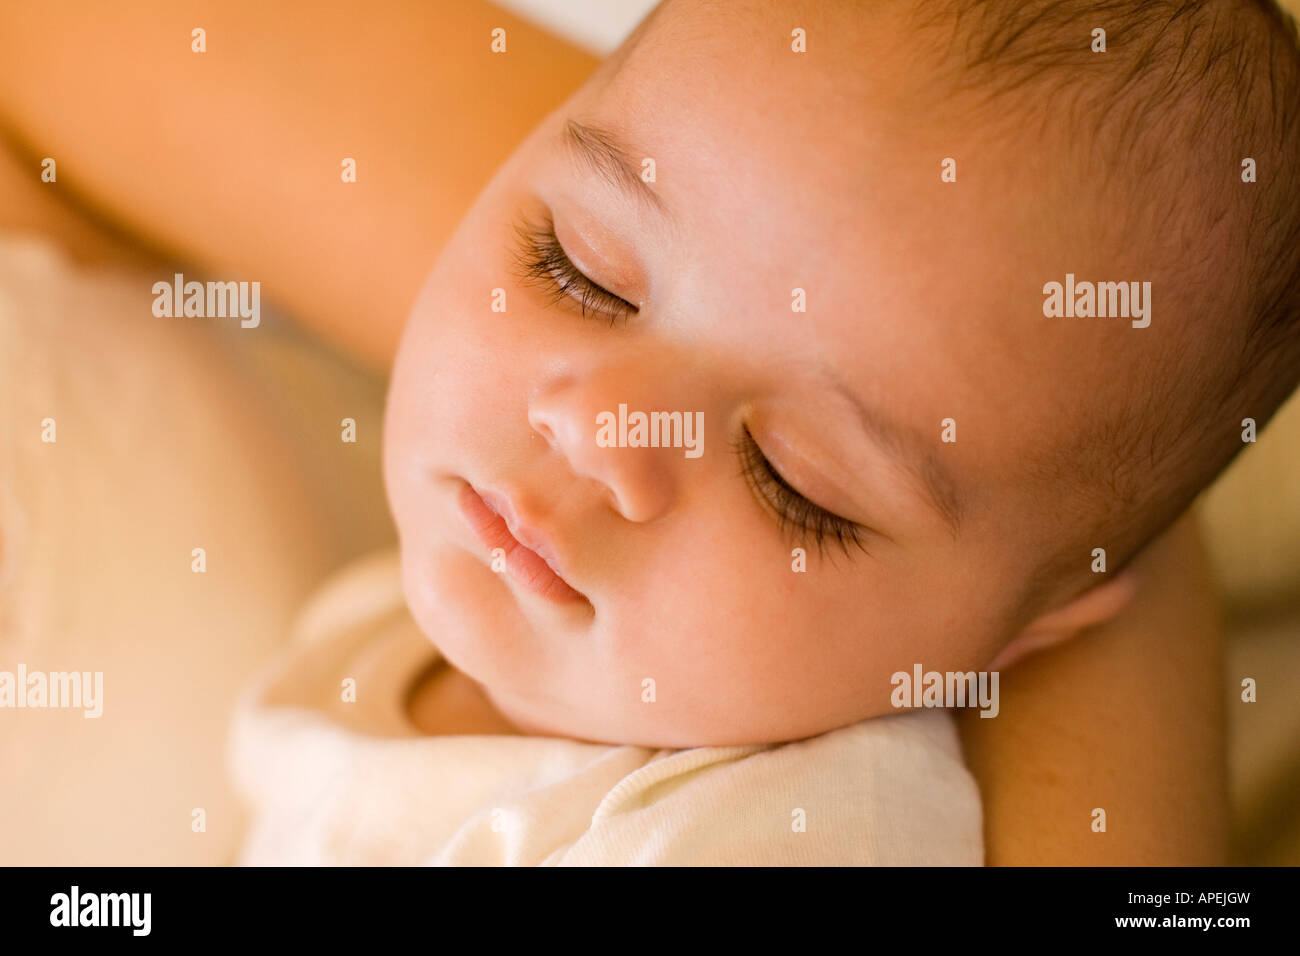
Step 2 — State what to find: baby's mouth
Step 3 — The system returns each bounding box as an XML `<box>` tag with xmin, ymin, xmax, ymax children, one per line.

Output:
<box><xmin>457</xmin><ymin>481</ymin><xmax>588</xmax><ymax>605</ymax></box>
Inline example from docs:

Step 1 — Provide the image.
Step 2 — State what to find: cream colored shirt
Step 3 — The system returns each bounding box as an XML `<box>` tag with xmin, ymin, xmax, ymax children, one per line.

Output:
<box><xmin>230</xmin><ymin>552</ymin><xmax>984</xmax><ymax>866</ymax></box>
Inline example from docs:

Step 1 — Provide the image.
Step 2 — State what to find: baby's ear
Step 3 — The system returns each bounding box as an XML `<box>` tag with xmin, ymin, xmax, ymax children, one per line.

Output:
<box><xmin>987</xmin><ymin>568</ymin><xmax>1140</xmax><ymax>672</ymax></box>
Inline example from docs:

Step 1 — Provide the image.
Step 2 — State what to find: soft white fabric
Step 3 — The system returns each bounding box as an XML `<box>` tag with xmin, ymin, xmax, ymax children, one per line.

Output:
<box><xmin>230</xmin><ymin>552</ymin><xmax>985</xmax><ymax>866</ymax></box>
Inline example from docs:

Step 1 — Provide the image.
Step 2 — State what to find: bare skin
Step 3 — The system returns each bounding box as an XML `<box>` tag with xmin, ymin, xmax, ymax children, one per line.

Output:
<box><xmin>399</xmin><ymin>509</ymin><xmax>1228</xmax><ymax>866</ymax></box>
<box><xmin>407</xmin><ymin>659</ymin><xmax>523</xmax><ymax>737</ymax></box>
<box><xmin>959</xmin><ymin>509</ymin><xmax>1228</xmax><ymax>865</ymax></box>
<box><xmin>0</xmin><ymin>0</ymin><xmax>597</xmax><ymax>371</ymax></box>
<box><xmin>0</xmin><ymin>0</ymin><xmax>1227</xmax><ymax>864</ymax></box>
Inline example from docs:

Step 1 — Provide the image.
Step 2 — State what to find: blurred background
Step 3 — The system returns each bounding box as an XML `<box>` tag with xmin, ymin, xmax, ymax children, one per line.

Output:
<box><xmin>1202</xmin><ymin>390</ymin><xmax>1300</xmax><ymax>865</ymax></box>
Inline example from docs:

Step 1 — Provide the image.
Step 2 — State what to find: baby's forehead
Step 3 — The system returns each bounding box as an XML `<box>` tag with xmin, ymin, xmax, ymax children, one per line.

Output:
<box><xmin>585</xmin><ymin>2</ymin><xmax>1014</xmax><ymax>253</ymax></box>
<box><xmin>595</xmin><ymin>0</ymin><xmax>910</xmax><ymax>160</ymax></box>
<box><xmin>577</xmin><ymin>1</ymin><xmax>1178</xmax><ymax>455</ymax></box>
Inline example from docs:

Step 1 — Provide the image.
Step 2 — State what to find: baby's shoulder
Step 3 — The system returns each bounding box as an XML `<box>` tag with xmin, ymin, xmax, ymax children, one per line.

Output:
<box><xmin>559</xmin><ymin>710</ymin><xmax>984</xmax><ymax>866</ymax></box>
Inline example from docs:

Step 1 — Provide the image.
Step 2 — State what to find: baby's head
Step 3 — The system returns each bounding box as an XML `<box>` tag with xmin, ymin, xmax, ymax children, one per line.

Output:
<box><xmin>384</xmin><ymin>0</ymin><xmax>1300</xmax><ymax>747</ymax></box>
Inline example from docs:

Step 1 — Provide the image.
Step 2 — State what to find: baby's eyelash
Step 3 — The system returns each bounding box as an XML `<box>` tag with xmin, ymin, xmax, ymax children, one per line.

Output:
<box><xmin>734</xmin><ymin>425</ymin><xmax>868</xmax><ymax>559</ymax></box>
<box><xmin>510</xmin><ymin>213</ymin><xmax>861</xmax><ymax>559</ymax></box>
<box><xmin>511</xmin><ymin>215</ymin><xmax>638</xmax><ymax>326</ymax></box>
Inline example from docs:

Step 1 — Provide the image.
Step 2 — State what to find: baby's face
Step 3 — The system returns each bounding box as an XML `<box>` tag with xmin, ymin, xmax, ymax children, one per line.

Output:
<box><xmin>385</xmin><ymin>0</ymin><xmax>1145</xmax><ymax>746</ymax></box>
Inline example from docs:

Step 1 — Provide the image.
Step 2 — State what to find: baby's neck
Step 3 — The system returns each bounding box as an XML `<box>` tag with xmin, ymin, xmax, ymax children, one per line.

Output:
<box><xmin>406</xmin><ymin>662</ymin><xmax>525</xmax><ymax>737</ymax></box>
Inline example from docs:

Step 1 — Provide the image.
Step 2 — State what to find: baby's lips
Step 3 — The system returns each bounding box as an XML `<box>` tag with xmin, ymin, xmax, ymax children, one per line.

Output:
<box><xmin>476</xmin><ymin>487</ymin><xmax>573</xmax><ymax>580</ymax></box>
<box><xmin>459</xmin><ymin>481</ymin><xmax>586</xmax><ymax>603</ymax></box>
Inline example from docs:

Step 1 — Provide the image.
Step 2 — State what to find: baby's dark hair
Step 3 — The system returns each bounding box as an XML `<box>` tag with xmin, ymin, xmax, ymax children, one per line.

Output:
<box><xmin>908</xmin><ymin>0</ymin><xmax>1300</xmax><ymax>612</ymax></box>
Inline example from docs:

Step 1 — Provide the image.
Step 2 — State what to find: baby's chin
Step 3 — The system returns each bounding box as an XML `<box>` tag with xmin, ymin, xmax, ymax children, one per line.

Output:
<box><xmin>399</xmin><ymin>544</ymin><xmax>536</xmax><ymax>676</ymax></box>
<box><xmin>397</xmin><ymin>540</ymin><xmax>986</xmax><ymax>747</ymax></box>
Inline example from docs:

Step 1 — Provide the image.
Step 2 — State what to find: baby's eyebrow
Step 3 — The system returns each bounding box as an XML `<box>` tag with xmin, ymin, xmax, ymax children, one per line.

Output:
<box><xmin>830</xmin><ymin>378</ymin><xmax>964</xmax><ymax>537</ymax></box>
<box><xmin>561</xmin><ymin>119</ymin><xmax>669</xmax><ymax>217</ymax></box>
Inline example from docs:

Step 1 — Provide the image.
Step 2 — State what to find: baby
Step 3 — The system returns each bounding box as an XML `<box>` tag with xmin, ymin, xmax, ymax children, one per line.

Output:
<box><xmin>232</xmin><ymin>0</ymin><xmax>1300</xmax><ymax>864</ymax></box>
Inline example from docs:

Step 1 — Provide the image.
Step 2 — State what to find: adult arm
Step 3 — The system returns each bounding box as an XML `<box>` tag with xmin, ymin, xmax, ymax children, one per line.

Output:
<box><xmin>958</xmin><ymin>508</ymin><xmax>1230</xmax><ymax>865</ymax></box>
<box><xmin>0</xmin><ymin>0</ymin><xmax>598</xmax><ymax>371</ymax></box>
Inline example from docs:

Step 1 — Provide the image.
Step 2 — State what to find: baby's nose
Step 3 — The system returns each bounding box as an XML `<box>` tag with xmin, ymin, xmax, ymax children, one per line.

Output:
<box><xmin>527</xmin><ymin>374</ymin><xmax>681</xmax><ymax>523</ymax></box>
